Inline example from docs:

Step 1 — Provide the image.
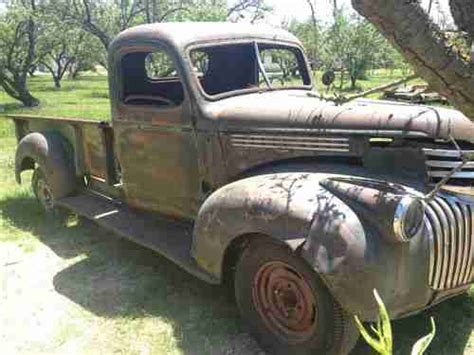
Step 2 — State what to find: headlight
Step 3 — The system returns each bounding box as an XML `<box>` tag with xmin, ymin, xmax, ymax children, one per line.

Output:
<box><xmin>393</xmin><ymin>196</ymin><xmax>425</xmax><ymax>242</ymax></box>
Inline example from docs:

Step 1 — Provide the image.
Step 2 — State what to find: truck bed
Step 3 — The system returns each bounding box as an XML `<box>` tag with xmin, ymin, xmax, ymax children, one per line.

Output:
<box><xmin>8</xmin><ymin>114</ymin><xmax>120</xmax><ymax>196</ymax></box>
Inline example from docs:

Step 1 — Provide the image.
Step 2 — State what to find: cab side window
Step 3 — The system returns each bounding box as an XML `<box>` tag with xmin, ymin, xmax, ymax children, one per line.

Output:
<box><xmin>121</xmin><ymin>48</ymin><xmax>184</xmax><ymax>107</ymax></box>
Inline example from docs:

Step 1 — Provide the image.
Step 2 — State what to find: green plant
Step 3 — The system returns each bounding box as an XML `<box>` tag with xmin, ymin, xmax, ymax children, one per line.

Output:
<box><xmin>354</xmin><ymin>289</ymin><xmax>436</xmax><ymax>355</ymax></box>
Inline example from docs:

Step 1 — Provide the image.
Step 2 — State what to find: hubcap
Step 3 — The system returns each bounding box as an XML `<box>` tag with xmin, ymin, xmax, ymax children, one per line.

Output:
<box><xmin>36</xmin><ymin>177</ymin><xmax>54</xmax><ymax>210</ymax></box>
<box><xmin>252</xmin><ymin>261</ymin><xmax>317</xmax><ymax>343</ymax></box>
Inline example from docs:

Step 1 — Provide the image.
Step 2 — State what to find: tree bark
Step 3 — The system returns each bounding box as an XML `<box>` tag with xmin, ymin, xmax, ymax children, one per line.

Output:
<box><xmin>352</xmin><ymin>0</ymin><xmax>474</xmax><ymax>120</ymax></box>
<box><xmin>18</xmin><ymin>87</ymin><xmax>40</xmax><ymax>107</ymax></box>
<box><xmin>0</xmin><ymin>73</ymin><xmax>39</xmax><ymax>107</ymax></box>
<box><xmin>449</xmin><ymin>0</ymin><xmax>474</xmax><ymax>39</ymax></box>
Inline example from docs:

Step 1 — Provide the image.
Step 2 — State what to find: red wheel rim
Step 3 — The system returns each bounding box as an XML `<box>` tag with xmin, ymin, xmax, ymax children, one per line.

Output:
<box><xmin>252</xmin><ymin>261</ymin><xmax>317</xmax><ymax>343</ymax></box>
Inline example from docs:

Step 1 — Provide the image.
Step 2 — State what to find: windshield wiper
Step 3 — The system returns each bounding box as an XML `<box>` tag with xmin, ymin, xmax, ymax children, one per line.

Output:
<box><xmin>253</xmin><ymin>41</ymin><xmax>272</xmax><ymax>90</ymax></box>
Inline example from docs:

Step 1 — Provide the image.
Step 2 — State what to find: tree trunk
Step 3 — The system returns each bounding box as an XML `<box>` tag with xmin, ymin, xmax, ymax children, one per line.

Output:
<box><xmin>339</xmin><ymin>70</ymin><xmax>345</xmax><ymax>89</ymax></box>
<box><xmin>352</xmin><ymin>0</ymin><xmax>474</xmax><ymax>120</ymax></box>
<box><xmin>18</xmin><ymin>89</ymin><xmax>40</xmax><ymax>107</ymax></box>
<box><xmin>53</xmin><ymin>76</ymin><xmax>61</xmax><ymax>88</ymax></box>
<box><xmin>28</xmin><ymin>65</ymin><xmax>36</xmax><ymax>77</ymax></box>
<box><xmin>0</xmin><ymin>73</ymin><xmax>39</xmax><ymax>107</ymax></box>
<box><xmin>350</xmin><ymin>74</ymin><xmax>357</xmax><ymax>90</ymax></box>
<box><xmin>449</xmin><ymin>0</ymin><xmax>474</xmax><ymax>39</ymax></box>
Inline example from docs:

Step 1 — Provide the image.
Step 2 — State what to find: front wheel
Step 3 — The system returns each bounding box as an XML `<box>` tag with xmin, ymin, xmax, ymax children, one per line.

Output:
<box><xmin>234</xmin><ymin>239</ymin><xmax>359</xmax><ymax>355</ymax></box>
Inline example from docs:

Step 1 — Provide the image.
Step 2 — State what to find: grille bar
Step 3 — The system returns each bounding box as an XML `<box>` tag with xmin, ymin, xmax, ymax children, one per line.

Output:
<box><xmin>423</xmin><ymin>148</ymin><xmax>474</xmax><ymax>181</ymax></box>
<box><xmin>427</xmin><ymin>195</ymin><xmax>474</xmax><ymax>290</ymax></box>
<box><xmin>426</xmin><ymin>161</ymin><xmax>474</xmax><ymax>168</ymax></box>
<box><xmin>428</xmin><ymin>171</ymin><xmax>474</xmax><ymax>178</ymax></box>
<box><xmin>230</xmin><ymin>134</ymin><xmax>350</xmax><ymax>153</ymax></box>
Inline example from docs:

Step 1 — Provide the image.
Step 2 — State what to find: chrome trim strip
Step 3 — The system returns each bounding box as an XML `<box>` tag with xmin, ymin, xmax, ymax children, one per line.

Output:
<box><xmin>431</xmin><ymin>199</ymin><xmax>451</xmax><ymax>289</ymax></box>
<box><xmin>426</xmin><ymin>203</ymin><xmax>445</xmax><ymax>289</ymax></box>
<box><xmin>230</xmin><ymin>134</ymin><xmax>349</xmax><ymax>142</ymax></box>
<box><xmin>425</xmin><ymin>212</ymin><xmax>436</xmax><ymax>288</ymax></box>
<box><xmin>451</xmin><ymin>202</ymin><xmax>465</xmax><ymax>286</ymax></box>
<box><xmin>232</xmin><ymin>143</ymin><xmax>350</xmax><ymax>152</ymax></box>
<box><xmin>460</xmin><ymin>204</ymin><xmax>471</xmax><ymax>284</ymax></box>
<box><xmin>436</xmin><ymin>197</ymin><xmax>458</xmax><ymax>289</ymax></box>
<box><xmin>467</xmin><ymin>206</ymin><xmax>474</xmax><ymax>282</ymax></box>
<box><xmin>423</xmin><ymin>148</ymin><xmax>474</xmax><ymax>157</ymax></box>
<box><xmin>231</xmin><ymin>139</ymin><xmax>349</xmax><ymax>148</ymax></box>
<box><xmin>426</xmin><ymin>160</ymin><xmax>474</xmax><ymax>168</ymax></box>
<box><xmin>427</xmin><ymin>171</ymin><xmax>474</xmax><ymax>178</ymax></box>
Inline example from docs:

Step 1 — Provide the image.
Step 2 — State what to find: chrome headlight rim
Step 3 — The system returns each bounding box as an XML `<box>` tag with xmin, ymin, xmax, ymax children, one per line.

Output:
<box><xmin>393</xmin><ymin>196</ymin><xmax>425</xmax><ymax>242</ymax></box>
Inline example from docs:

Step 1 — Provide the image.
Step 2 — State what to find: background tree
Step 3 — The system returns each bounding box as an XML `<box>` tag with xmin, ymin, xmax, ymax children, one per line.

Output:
<box><xmin>292</xmin><ymin>6</ymin><xmax>399</xmax><ymax>91</ymax></box>
<box><xmin>289</xmin><ymin>19</ymin><xmax>321</xmax><ymax>69</ymax></box>
<box><xmin>36</xmin><ymin>12</ymin><xmax>75</xmax><ymax>88</ymax></box>
<box><xmin>0</xmin><ymin>1</ymin><xmax>39</xmax><ymax>106</ymax></box>
<box><xmin>66</xmin><ymin>33</ymin><xmax>106</xmax><ymax>79</ymax></box>
<box><xmin>227</xmin><ymin>0</ymin><xmax>270</xmax><ymax>23</ymax></box>
<box><xmin>351</xmin><ymin>0</ymin><xmax>474</xmax><ymax>119</ymax></box>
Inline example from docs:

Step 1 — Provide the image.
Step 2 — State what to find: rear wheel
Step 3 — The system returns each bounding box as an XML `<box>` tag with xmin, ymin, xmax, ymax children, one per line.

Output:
<box><xmin>32</xmin><ymin>168</ymin><xmax>55</xmax><ymax>211</ymax></box>
<box><xmin>234</xmin><ymin>239</ymin><xmax>359</xmax><ymax>355</ymax></box>
<box><xmin>32</xmin><ymin>167</ymin><xmax>69</xmax><ymax>222</ymax></box>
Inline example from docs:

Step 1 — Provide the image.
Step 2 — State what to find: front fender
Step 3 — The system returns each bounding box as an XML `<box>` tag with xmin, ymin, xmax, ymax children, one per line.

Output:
<box><xmin>193</xmin><ymin>173</ymin><xmax>328</xmax><ymax>278</ymax></box>
<box><xmin>193</xmin><ymin>173</ymin><xmax>432</xmax><ymax>321</ymax></box>
<box><xmin>301</xmin><ymin>177</ymin><xmax>433</xmax><ymax>321</ymax></box>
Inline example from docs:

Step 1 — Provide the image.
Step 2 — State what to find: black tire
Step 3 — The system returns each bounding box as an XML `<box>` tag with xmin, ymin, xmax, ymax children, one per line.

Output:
<box><xmin>32</xmin><ymin>168</ymin><xmax>54</xmax><ymax>211</ymax></box>
<box><xmin>32</xmin><ymin>167</ymin><xmax>70</xmax><ymax>222</ymax></box>
<box><xmin>234</xmin><ymin>239</ymin><xmax>359</xmax><ymax>355</ymax></box>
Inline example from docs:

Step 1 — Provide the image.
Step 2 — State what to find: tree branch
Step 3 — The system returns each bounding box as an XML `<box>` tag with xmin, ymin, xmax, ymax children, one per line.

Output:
<box><xmin>158</xmin><ymin>7</ymin><xmax>188</xmax><ymax>22</ymax></box>
<box><xmin>352</xmin><ymin>0</ymin><xmax>474</xmax><ymax>120</ymax></box>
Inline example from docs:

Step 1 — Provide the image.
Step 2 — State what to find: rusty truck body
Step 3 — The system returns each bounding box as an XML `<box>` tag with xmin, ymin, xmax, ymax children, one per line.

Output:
<box><xmin>7</xmin><ymin>22</ymin><xmax>474</xmax><ymax>354</ymax></box>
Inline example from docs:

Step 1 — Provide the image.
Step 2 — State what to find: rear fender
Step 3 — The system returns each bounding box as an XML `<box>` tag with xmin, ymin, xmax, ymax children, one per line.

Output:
<box><xmin>15</xmin><ymin>131</ymin><xmax>76</xmax><ymax>197</ymax></box>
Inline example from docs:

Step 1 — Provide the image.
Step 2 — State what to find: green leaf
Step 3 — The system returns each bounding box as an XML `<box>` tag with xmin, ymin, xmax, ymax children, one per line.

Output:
<box><xmin>411</xmin><ymin>317</ymin><xmax>436</xmax><ymax>355</ymax></box>
<box><xmin>354</xmin><ymin>315</ymin><xmax>386</xmax><ymax>354</ymax></box>
<box><xmin>373</xmin><ymin>289</ymin><xmax>393</xmax><ymax>354</ymax></box>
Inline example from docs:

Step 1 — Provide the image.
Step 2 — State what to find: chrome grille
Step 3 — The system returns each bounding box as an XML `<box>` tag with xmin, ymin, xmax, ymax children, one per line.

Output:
<box><xmin>230</xmin><ymin>134</ymin><xmax>350</xmax><ymax>152</ymax></box>
<box><xmin>423</xmin><ymin>148</ymin><xmax>474</xmax><ymax>180</ymax></box>
<box><xmin>426</xmin><ymin>195</ymin><xmax>474</xmax><ymax>290</ymax></box>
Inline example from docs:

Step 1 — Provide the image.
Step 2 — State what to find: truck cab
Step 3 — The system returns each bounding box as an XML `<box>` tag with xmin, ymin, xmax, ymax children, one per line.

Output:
<box><xmin>107</xmin><ymin>23</ymin><xmax>313</xmax><ymax>219</ymax></box>
<box><xmin>9</xmin><ymin>22</ymin><xmax>474</xmax><ymax>355</ymax></box>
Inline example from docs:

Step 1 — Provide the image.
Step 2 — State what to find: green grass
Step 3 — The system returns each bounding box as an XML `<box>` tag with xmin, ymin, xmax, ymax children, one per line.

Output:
<box><xmin>312</xmin><ymin>68</ymin><xmax>426</xmax><ymax>98</ymax></box>
<box><xmin>0</xmin><ymin>74</ymin><xmax>111</xmax><ymax>120</ymax></box>
<box><xmin>0</xmin><ymin>73</ymin><xmax>472</xmax><ymax>354</ymax></box>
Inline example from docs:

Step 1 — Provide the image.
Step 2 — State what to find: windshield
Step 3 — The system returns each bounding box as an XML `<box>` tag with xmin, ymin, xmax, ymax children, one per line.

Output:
<box><xmin>189</xmin><ymin>42</ymin><xmax>311</xmax><ymax>97</ymax></box>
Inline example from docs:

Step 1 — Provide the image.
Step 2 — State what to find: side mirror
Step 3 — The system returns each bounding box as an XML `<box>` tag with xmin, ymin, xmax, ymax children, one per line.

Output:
<box><xmin>322</xmin><ymin>70</ymin><xmax>335</xmax><ymax>87</ymax></box>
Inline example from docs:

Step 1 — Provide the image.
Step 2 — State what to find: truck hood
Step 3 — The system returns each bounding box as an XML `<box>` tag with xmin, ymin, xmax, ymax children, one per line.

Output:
<box><xmin>207</xmin><ymin>90</ymin><xmax>474</xmax><ymax>142</ymax></box>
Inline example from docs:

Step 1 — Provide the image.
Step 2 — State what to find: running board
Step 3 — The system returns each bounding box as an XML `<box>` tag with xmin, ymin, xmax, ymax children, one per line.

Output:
<box><xmin>56</xmin><ymin>193</ymin><xmax>219</xmax><ymax>284</ymax></box>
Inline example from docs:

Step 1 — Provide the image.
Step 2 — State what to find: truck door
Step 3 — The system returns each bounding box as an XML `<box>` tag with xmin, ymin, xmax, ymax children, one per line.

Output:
<box><xmin>113</xmin><ymin>45</ymin><xmax>201</xmax><ymax>219</ymax></box>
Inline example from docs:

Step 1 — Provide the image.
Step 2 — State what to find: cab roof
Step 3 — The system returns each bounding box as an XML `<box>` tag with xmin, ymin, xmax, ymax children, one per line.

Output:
<box><xmin>111</xmin><ymin>22</ymin><xmax>302</xmax><ymax>51</ymax></box>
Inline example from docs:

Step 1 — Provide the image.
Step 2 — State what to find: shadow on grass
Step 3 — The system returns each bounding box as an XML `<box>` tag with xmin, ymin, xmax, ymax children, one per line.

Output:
<box><xmin>0</xmin><ymin>196</ymin><xmax>260</xmax><ymax>354</ymax></box>
<box><xmin>1</xmin><ymin>196</ymin><xmax>473</xmax><ymax>354</ymax></box>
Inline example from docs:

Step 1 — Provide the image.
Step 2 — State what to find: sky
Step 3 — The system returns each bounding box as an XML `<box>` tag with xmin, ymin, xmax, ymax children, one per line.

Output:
<box><xmin>263</xmin><ymin>0</ymin><xmax>352</xmax><ymax>25</ymax></box>
<box><xmin>0</xmin><ymin>0</ymin><xmax>453</xmax><ymax>28</ymax></box>
<box><xmin>261</xmin><ymin>0</ymin><xmax>453</xmax><ymax>27</ymax></box>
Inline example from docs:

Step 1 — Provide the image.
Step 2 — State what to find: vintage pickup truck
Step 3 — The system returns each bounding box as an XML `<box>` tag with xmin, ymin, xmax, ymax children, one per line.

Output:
<box><xmin>6</xmin><ymin>22</ymin><xmax>474</xmax><ymax>354</ymax></box>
